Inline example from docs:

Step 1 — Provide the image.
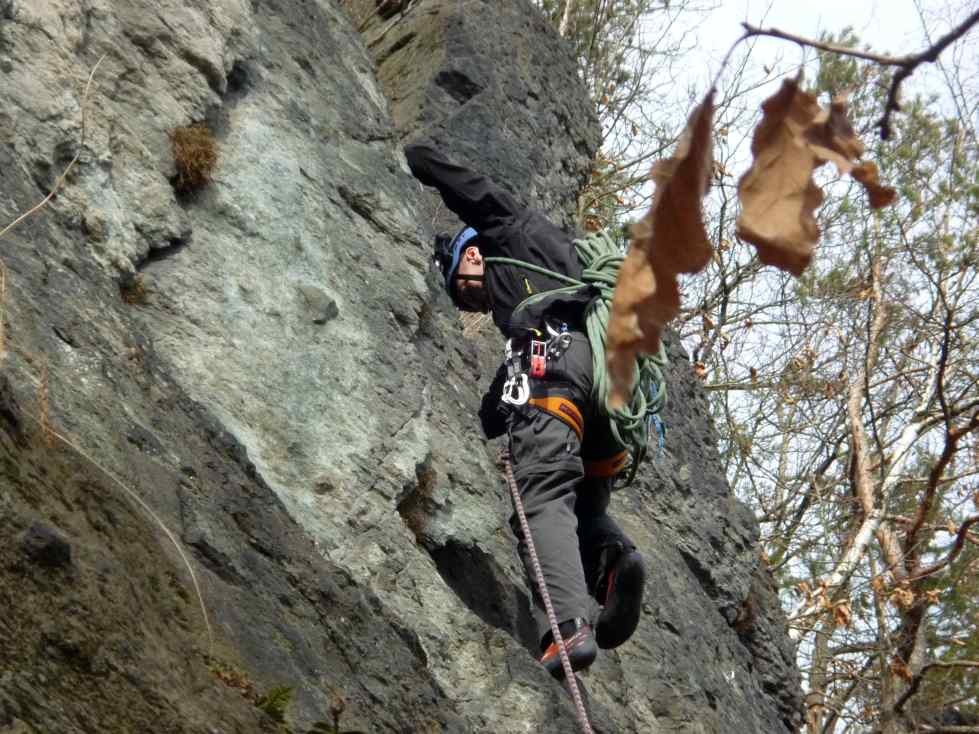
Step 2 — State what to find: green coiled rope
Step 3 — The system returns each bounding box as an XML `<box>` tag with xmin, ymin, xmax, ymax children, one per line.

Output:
<box><xmin>484</xmin><ymin>230</ymin><xmax>668</xmax><ymax>485</ymax></box>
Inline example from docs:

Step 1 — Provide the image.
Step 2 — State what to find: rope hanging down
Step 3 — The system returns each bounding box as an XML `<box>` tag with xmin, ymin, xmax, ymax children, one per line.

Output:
<box><xmin>501</xmin><ymin>449</ymin><xmax>594</xmax><ymax>734</ymax></box>
<box><xmin>485</xmin><ymin>230</ymin><xmax>668</xmax><ymax>484</ymax></box>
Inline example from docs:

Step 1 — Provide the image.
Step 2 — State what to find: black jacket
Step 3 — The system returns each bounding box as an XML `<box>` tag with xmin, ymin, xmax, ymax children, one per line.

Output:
<box><xmin>405</xmin><ymin>143</ymin><xmax>593</xmax><ymax>338</ymax></box>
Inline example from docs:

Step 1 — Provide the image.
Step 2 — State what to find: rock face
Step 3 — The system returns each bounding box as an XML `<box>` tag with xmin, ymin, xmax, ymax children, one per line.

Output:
<box><xmin>0</xmin><ymin>1</ymin><xmax>802</xmax><ymax>732</ymax></box>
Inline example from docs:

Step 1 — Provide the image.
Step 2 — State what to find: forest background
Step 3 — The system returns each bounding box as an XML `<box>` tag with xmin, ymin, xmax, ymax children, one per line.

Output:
<box><xmin>530</xmin><ymin>1</ymin><xmax>979</xmax><ymax>733</ymax></box>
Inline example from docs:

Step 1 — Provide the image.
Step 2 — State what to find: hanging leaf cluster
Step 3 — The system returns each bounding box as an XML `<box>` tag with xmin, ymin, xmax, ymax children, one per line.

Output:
<box><xmin>606</xmin><ymin>76</ymin><xmax>897</xmax><ymax>403</ymax></box>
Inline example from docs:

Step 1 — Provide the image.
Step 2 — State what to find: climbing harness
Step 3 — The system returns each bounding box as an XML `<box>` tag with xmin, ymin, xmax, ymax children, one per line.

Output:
<box><xmin>485</xmin><ymin>230</ymin><xmax>669</xmax><ymax>485</ymax></box>
<box><xmin>501</xmin><ymin>448</ymin><xmax>594</xmax><ymax>734</ymax></box>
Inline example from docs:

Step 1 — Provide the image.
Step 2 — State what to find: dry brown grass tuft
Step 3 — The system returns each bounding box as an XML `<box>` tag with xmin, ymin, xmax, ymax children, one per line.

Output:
<box><xmin>460</xmin><ymin>311</ymin><xmax>492</xmax><ymax>339</ymax></box>
<box><xmin>169</xmin><ymin>123</ymin><xmax>218</xmax><ymax>193</ymax></box>
<box><xmin>208</xmin><ymin>658</ymin><xmax>260</xmax><ymax>702</ymax></box>
<box><xmin>119</xmin><ymin>273</ymin><xmax>148</xmax><ymax>305</ymax></box>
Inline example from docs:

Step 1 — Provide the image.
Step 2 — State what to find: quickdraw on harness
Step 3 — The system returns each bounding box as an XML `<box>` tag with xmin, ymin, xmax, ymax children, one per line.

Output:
<box><xmin>485</xmin><ymin>230</ymin><xmax>669</xmax><ymax>486</ymax></box>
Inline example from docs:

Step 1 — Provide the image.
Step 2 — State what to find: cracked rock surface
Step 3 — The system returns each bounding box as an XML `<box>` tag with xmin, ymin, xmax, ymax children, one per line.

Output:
<box><xmin>0</xmin><ymin>0</ymin><xmax>802</xmax><ymax>732</ymax></box>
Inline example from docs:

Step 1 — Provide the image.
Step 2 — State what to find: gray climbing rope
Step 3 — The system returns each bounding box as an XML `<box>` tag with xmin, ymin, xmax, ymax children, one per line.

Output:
<box><xmin>501</xmin><ymin>449</ymin><xmax>594</xmax><ymax>734</ymax></box>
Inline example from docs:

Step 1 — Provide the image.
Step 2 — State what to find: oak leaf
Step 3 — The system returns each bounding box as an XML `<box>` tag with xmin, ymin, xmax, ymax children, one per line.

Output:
<box><xmin>606</xmin><ymin>89</ymin><xmax>715</xmax><ymax>408</ymax></box>
<box><xmin>889</xmin><ymin>586</ymin><xmax>915</xmax><ymax>610</ymax></box>
<box><xmin>852</xmin><ymin>161</ymin><xmax>897</xmax><ymax>209</ymax></box>
<box><xmin>806</xmin><ymin>93</ymin><xmax>864</xmax><ymax>174</ymax></box>
<box><xmin>736</xmin><ymin>78</ymin><xmax>824</xmax><ymax>276</ymax></box>
<box><xmin>737</xmin><ymin>80</ymin><xmax>897</xmax><ymax>276</ymax></box>
<box><xmin>890</xmin><ymin>658</ymin><xmax>914</xmax><ymax>683</ymax></box>
<box><xmin>833</xmin><ymin>601</ymin><xmax>852</xmax><ymax>628</ymax></box>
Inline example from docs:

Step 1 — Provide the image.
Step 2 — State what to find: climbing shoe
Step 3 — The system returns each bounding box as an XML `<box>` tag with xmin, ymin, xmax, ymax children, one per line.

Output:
<box><xmin>539</xmin><ymin>618</ymin><xmax>597</xmax><ymax>678</ymax></box>
<box><xmin>595</xmin><ymin>549</ymin><xmax>646</xmax><ymax>649</ymax></box>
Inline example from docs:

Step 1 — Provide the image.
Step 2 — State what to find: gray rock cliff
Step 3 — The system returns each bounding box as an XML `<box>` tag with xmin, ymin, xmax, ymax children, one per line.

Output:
<box><xmin>0</xmin><ymin>0</ymin><xmax>801</xmax><ymax>732</ymax></box>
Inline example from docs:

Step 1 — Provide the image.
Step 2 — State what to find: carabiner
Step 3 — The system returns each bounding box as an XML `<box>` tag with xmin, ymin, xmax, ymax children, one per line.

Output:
<box><xmin>501</xmin><ymin>374</ymin><xmax>530</xmax><ymax>406</ymax></box>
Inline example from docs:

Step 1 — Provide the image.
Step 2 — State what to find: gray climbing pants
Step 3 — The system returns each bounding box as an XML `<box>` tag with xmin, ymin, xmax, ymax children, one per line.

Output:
<box><xmin>504</xmin><ymin>331</ymin><xmax>635</xmax><ymax>645</ymax></box>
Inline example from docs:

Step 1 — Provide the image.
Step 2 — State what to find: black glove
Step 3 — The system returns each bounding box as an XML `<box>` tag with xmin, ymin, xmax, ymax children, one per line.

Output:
<box><xmin>479</xmin><ymin>364</ymin><xmax>511</xmax><ymax>439</ymax></box>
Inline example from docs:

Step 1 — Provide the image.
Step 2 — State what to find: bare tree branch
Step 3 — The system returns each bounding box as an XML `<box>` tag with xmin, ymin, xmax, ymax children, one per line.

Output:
<box><xmin>740</xmin><ymin>8</ymin><xmax>979</xmax><ymax>138</ymax></box>
<box><xmin>894</xmin><ymin>660</ymin><xmax>979</xmax><ymax>714</ymax></box>
<box><xmin>906</xmin><ymin>514</ymin><xmax>979</xmax><ymax>583</ymax></box>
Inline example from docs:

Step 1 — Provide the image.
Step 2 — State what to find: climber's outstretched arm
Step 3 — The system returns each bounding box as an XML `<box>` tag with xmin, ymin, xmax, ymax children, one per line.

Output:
<box><xmin>405</xmin><ymin>142</ymin><xmax>521</xmax><ymax>232</ymax></box>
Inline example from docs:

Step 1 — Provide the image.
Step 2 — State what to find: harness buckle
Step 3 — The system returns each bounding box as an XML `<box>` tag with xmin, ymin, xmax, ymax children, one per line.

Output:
<box><xmin>529</xmin><ymin>339</ymin><xmax>547</xmax><ymax>378</ymax></box>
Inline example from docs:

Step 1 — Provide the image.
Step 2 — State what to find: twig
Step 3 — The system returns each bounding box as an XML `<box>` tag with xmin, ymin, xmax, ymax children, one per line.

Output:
<box><xmin>740</xmin><ymin>10</ymin><xmax>979</xmax><ymax>139</ymax></box>
<box><xmin>0</xmin><ymin>53</ymin><xmax>106</xmax><ymax>242</ymax></box>
<box><xmin>741</xmin><ymin>23</ymin><xmax>917</xmax><ymax>67</ymax></box>
<box><xmin>894</xmin><ymin>659</ymin><xmax>979</xmax><ymax>713</ymax></box>
<box><xmin>906</xmin><ymin>514</ymin><xmax>979</xmax><ymax>583</ymax></box>
<box><xmin>905</xmin><ymin>411</ymin><xmax>979</xmax><ymax>560</ymax></box>
<box><xmin>708</xmin><ymin>30</ymin><xmax>751</xmax><ymax>93</ymax></box>
<box><xmin>875</xmin><ymin>8</ymin><xmax>979</xmax><ymax>139</ymax></box>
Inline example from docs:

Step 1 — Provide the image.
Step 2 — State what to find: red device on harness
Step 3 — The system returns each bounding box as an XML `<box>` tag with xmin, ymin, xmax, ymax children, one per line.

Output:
<box><xmin>530</xmin><ymin>339</ymin><xmax>547</xmax><ymax>378</ymax></box>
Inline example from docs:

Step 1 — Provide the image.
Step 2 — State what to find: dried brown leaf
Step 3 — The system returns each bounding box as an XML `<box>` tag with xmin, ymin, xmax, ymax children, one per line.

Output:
<box><xmin>890</xmin><ymin>658</ymin><xmax>914</xmax><ymax>683</ymax></box>
<box><xmin>890</xmin><ymin>586</ymin><xmax>915</xmax><ymax>610</ymax></box>
<box><xmin>736</xmin><ymin>78</ymin><xmax>824</xmax><ymax>276</ymax></box>
<box><xmin>806</xmin><ymin>93</ymin><xmax>864</xmax><ymax>174</ymax></box>
<box><xmin>851</xmin><ymin>161</ymin><xmax>897</xmax><ymax>209</ymax></box>
<box><xmin>606</xmin><ymin>89</ymin><xmax>715</xmax><ymax>408</ymax></box>
<box><xmin>870</xmin><ymin>576</ymin><xmax>887</xmax><ymax>595</ymax></box>
<box><xmin>817</xmin><ymin>588</ymin><xmax>833</xmax><ymax>611</ymax></box>
<box><xmin>833</xmin><ymin>601</ymin><xmax>852</xmax><ymax>628</ymax></box>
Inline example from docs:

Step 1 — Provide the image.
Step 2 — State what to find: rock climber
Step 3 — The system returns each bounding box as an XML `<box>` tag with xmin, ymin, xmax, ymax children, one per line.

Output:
<box><xmin>405</xmin><ymin>141</ymin><xmax>647</xmax><ymax>677</ymax></box>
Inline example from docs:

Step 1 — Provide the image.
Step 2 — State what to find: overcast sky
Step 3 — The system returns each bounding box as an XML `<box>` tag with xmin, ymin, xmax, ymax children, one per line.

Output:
<box><xmin>698</xmin><ymin>0</ymin><xmax>929</xmax><ymax>57</ymax></box>
<box><xmin>674</xmin><ymin>0</ymin><xmax>973</xmax><ymax>97</ymax></box>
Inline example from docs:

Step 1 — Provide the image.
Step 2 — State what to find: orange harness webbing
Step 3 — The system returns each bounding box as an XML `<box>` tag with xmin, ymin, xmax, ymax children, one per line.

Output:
<box><xmin>527</xmin><ymin>396</ymin><xmax>584</xmax><ymax>439</ymax></box>
<box><xmin>526</xmin><ymin>396</ymin><xmax>628</xmax><ymax>478</ymax></box>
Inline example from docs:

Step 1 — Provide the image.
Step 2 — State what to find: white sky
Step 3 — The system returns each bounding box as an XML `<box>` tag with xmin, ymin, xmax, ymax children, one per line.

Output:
<box><xmin>697</xmin><ymin>0</ymin><xmax>928</xmax><ymax>60</ymax></box>
<box><xmin>671</xmin><ymin>0</ymin><xmax>972</xmax><ymax>99</ymax></box>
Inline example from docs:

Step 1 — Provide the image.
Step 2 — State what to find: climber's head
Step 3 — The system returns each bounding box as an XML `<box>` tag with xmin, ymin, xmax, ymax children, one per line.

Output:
<box><xmin>434</xmin><ymin>226</ymin><xmax>489</xmax><ymax>312</ymax></box>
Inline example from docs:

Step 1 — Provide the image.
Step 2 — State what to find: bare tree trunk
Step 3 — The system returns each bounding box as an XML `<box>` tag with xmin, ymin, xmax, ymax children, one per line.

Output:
<box><xmin>882</xmin><ymin>606</ymin><xmax>930</xmax><ymax>733</ymax></box>
<box><xmin>559</xmin><ymin>0</ymin><xmax>577</xmax><ymax>37</ymax></box>
<box><xmin>806</xmin><ymin>623</ymin><xmax>831</xmax><ymax>733</ymax></box>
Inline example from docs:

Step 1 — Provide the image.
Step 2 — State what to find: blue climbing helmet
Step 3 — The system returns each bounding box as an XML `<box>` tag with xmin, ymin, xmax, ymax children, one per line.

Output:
<box><xmin>433</xmin><ymin>226</ymin><xmax>480</xmax><ymax>305</ymax></box>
